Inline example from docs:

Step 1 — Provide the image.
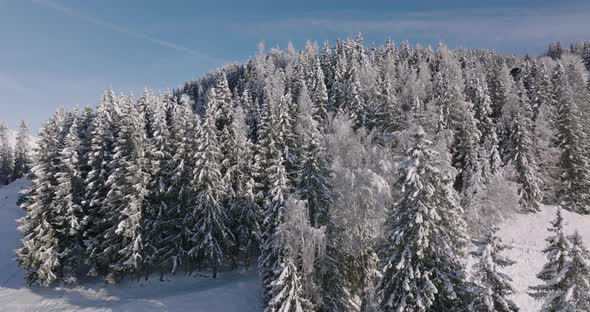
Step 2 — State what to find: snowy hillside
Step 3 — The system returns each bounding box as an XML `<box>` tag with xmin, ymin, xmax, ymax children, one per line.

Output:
<box><xmin>498</xmin><ymin>206</ymin><xmax>590</xmax><ymax>311</ymax></box>
<box><xmin>0</xmin><ymin>179</ymin><xmax>262</xmax><ymax>312</ymax></box>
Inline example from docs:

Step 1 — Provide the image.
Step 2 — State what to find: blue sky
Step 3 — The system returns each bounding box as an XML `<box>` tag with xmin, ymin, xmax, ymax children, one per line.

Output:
<box><xmin>1</xmin><ymin>0</ymin><xmax>589</xmax><ymax>130</ymax></box>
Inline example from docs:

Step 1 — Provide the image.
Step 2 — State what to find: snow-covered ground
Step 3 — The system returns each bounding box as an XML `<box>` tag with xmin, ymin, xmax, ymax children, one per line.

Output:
<box><xmin>0</xmin><ymin>179</ymin><xmax>263</xmax><ymax>312</ymax></box>
<box><xmin>1</xmin><ymin>179</ymin><xmax>588</xmax><ymax>312</ymax></box>
<box><xmin>498</xmin><ymin>205</ymin><xmax>590</xmax><ymax>312</ymax></box>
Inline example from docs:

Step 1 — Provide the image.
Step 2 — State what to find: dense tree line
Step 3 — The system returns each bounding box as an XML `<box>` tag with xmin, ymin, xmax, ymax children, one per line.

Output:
<box><xmin>0</xmin><ymin>120</ymin><xmax>32</xmax><ymax>185</ymax></box>
<box><xmin>16</xmin><ymin>36</ymin><xmax>590</xmax><ymax>311</ymax></box>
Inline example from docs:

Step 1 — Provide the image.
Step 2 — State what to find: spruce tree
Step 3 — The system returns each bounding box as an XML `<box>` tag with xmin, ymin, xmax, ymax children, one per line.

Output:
<box><xmin>0</xmin><ymin>122</ymin><xmax>14</xmax><ymax>185</ymax></box>
<box><xmin>293</xmin><ymin>81</ymin><xmax>333</xmax><ymax>227</ymax></box>
<box><xmin>470</xmin><ymin>77</ymin><xmax>502</xmax><ymax>179</ymax></box>
<box><xmin>557</xmin><ymin>231</ymin><xmax>590</xmax><ymax>311</ymax></box>
<box><xmin>259</xmin><ymin>153</ymin><xmax>290</xmax><ymax>303</ymax></box>
<box><xmin>376</xmin><ymin>125</ymin><xmax>469</xmax><ymax>312</ymax></box>
<box><xmin>144</xmin><ymin>92</ymin><xmax>175</xmax><ymax>276</ymax></box>
<box><xmin>529</xmin><ymin>208</ymin><xmax>571</xmax><ymax>300</ymax></box>
<box><xmin>534</xmin><ymin>64</ymin><xmax>560</xmax><ymax>204</ymax></box>
<box><xmin>53</xmin><ymin>117</ymin><xmax>87</xmax><ymax>283</ymax></box>
<box><xmin>532</xmin><ymin>229</ymin><xmax>590</xmax><ymax>311</ymax></box>
<box><xmin>469</xmin><ymin>227</ymin><xmax>518</xmax><ymax>312</ymax></box>
<box><xmin>161</xmin><ymin>94</ymin><xmax>197</xmax><ymax>274</ymax></box>
<box><xmin>223</xmin><ymin>105</ymin><xmax>260</xmax><ymax>269</ymax></box>
<box><xmin>453</xmin><ymin>102</ymin><xmax>483</xmax><ymax>205</ymax></box>
<box><xmin>84</xmin><ymin>90</ymin><xmax>121</xmax><ymax>276</ymax></box>
<box><xmin>95</xmin><ymin>95</ymin><xmax>149</xmax><ymax>283</ymax></box>
<box><xmin>17</xmin><ymin>110</ymin><xmax>72</xmax><ymax>286</ymax></box>
<box><xmin>553</xmin><ymin>65</ymin><xmax>590</xmax><ymax>214</ymax></box>
<box><xmin>189</xmin><ymin>90</ymin><xmax>233</xmax><ymax>278</ymax></box>
<box><xmin>13</xmin><ymin>120</ymin><xmax>31</xmax><ymax>179</ymax></box>
<box><xmin>509</xmin><ymin>82</ymin><xmax>543</xmax><ymax>213</ymax></box>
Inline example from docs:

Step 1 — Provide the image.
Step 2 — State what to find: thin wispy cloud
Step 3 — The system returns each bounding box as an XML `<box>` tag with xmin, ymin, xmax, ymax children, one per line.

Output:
<box><xmin>31</xmin><ymin>0</ymin><xmax>224</xmax><ymax>63</ymax></box>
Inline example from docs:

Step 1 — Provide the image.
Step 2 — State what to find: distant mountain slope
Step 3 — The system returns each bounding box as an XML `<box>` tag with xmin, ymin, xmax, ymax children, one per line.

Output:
<box><xmin>498</xmin><ymin>205</ymin><xmax>590</xmax><ymax>312</ymax></box>
<box><xmin>0</xmin><ymin>179</ymin><xmax>262</xmax><ymax>312</ymax></box>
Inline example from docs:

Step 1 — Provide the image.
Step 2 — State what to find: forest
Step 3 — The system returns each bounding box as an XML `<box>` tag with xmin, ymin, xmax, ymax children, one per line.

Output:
<box><xmin>9</xmin><ymin>37</ymin><xmax>590</xmax><ymax>311</ymax></box>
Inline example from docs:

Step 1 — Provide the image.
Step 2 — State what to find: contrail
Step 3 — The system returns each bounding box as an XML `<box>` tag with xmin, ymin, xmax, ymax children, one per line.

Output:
<box><xmin>32</xmin><ymin>0</ymin><xmax>222</xmax><ymax>62</ymax></box>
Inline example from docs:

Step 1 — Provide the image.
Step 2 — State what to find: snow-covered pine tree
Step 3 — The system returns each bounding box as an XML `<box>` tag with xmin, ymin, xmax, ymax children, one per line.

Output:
<box><xmin>52</xmin><ymin>117</ymin><xmax>88</xmax><ymax>283</ymax></box>
<box><xmin>293</xmin><ymin>80</ymin><xmax>333</xmax><ymax>227</ymax></box>
<box><xmin>563</xmin><ymin>58</ymin><xmax>590</xmax><ymax>139</ymax></box>
<box><xmin>189</xmin><ymin>88</ymin><xmax>233</xmax><ymax>278</ymax></box>
<box><xmin>211</xmin><ymin>71</ymin><xmax>234</xmax><ymax>131</ymax></box>
<box><xmin>309</xmin><ymin>57</ymin><xmax>329</xmax><ymax>124</ymax></box>
<box><xmin>17</xmin><ymin>110</ymin><xmax>67</xmax><ymax>286</ymax></box>
<box><xmin>347</xmin><ymin>64</ymin><xmax>368</xmax><ymax>130</ymax></box>
<box><xmin>160</xmin><ymin>94</ymin><xmax>197</xmax><ymax>274</ymax></box>
<box><xmin>259</xmin><ymin>151</ymin><xmax>291</xmax><ymax>305</ymax></box>
<box><xmin>84</xmin><ymin>89</ymin><xmax>121</xmax><ymax>277</ymax></box>
<box><xmin>555</xmin><ymin>231</ymin><xmax>590</xmax><ymax>311</ymax></box>
<box><xmin>277</xmin><ymin>90</ymin><xmax>298</xmax><ymax>186</ymax></box>
<box><xmin>221</xmin><ymin>104</ymin><xmax>259</xmax><ymax>270</ymax></box>
<box><xmin>143</xmin><ymin>92</ymin><xmax>177</xmax><ymax>277</ymax></box>
<box><xmin>433</xmin><ymin>44</ymin><xmax>465</xmax><ymax>133</ymax></box>
<box><xmin>552</xmin><ymin>64</ymin><xmax>590</xmax><ymax>214</ymax></box>
<box><xmin>531</xmin><ymin>228</ymin><xmax>590</xmax><ymax>311</ymax></box>
<box><xmin>508</xmin><ymin>81</ymin><xmax>543</xmax><ymax>213</ymax></box>
<box><xmin>529</xmin><ymin>208</ymin><xmax>571</xmax><ymax>301</ymax></box>
<box><xmin>75</xmin><ymin>107</ymin><xmax>95</xmax><ymax>184</ymax></box>
<box><xmin>468</xmin><ymin>76</ymin><xmax>502</xmax><ymax>180</ymax></box>
<box><xmin>375</xmin><ymin>68</ymin><xmax>401</xmax><ymax>135</ymax></box>
<box><xmin>469</xmin><ymin>227</ymin><xmax>518</xmax><ymax>312</ymax></box>
<box><xmin>376</xmin><ymin>125</ymin><xmax>469</xmax><ymax>312</ymax></box>
<box><xmin>95</xmin><ymin>95</ymin><xmax>150</xmax><ymax>283</ymax></box>
<box><xmin>453</xmin><ymin>101</ymin><xmax>483</xmax><ymax>205</ymax></box>
<box><xmin>487</xmin><ymin>61</ymin><xmax>512</xmax><ymax>124</ymax></box>
<box><xmin>13</xmin><ymin>120</ymin><xmax>31</xmax><ymax>179</ymax></box>
<box><xmin>315</xmin><ymin>223</ymin><xmax>350</xmax><ymax>312</ymax></box>
<box><xmin>533</xmin><ymin>63</ymin><xmax>560</xmax><ymax>204</ymax></box>
<box><xmin>0</xmin><ymin>122</ymin><xmax>14</xmax><ymax>185</ymax></box>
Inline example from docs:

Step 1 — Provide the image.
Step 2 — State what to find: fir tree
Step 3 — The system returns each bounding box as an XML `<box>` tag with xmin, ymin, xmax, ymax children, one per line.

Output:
<box><xmin>84</xmin><ymin>89</ymin><xmax>121</xmax><ymax>276</ymax></box>
<box><xmin>17</xmin><ymin>111</ymin><xmax>64</xmax><ymax>286</ymax></box>
<box><xmin>259</xmin><ymin>153</ymin><xmax>290</xmax><ymax>305</ymax></box>
<box><xmin>529</xmin><ymin>208</ymin><xmax>571</xmax><ymax>300</ymax></box>
<box><xmin>53</xmin><ymin>117</ymin><xmax>87</xmax><ymax>283</ymax></box>
<box><xmin>532</xmin><ymin>228</ymin><xmax>590</xmax><ymax>311</ymax></box>
<box><xmin>553</xmin><ymin>65</ymin><xmax>590</xmax><ymax>214</ymax></box>
<box><xmin>509</xmin><ymin>82</ymin><xmax>543</xmax><ymax>213</ymax></box>
<box><xmin>557</xmin><ymin>231</ymin><xmax>590</xmax><ymax>311</ymax></box>
<box><xmin>0</xmin><ymin>122</ymin><xmax>14</xmax><ymax>185</ymax></box>
<box><xmin>144</xmin><ymin>92</ymin><xmax>175</xmax><ymax>277</ymax></box>
<box><xmin>226</xmin><ymin>105</ymin><xmax>260</xmax><ymax>269</ymax></box>
<box><xmin>453</xmin><ymin>102</ymin><xmax>483</xmax><ymax>205</ymax></box>
<box><xmin>189</xmin><ymin>91</ymin><xmax>233</xmax><ymax>278</ymax></box>
<box><xmin>13</xmin><ymin>120</ymin><xmax>31</xmax><ymax>179</ymax></box>
<box><xmin>469</xmin><ymin>227</ymin><xmax>519</xmax><ymax>312</ymax></box>
<box><xmin>161</xmin><ymin>94</ymin><xmax>197</xmax><ymax>274</ymax></box>
<box><xmin>376</xmin><ymin>125</ymin><xmax>469</xmax><ymax>312</ymax></box>
<box><xmin>95</xmin><ymin>95</ymin><xmax>150</xmax><ymax>283</ymax></box>
<box><xmin>293</xmin><ymin>81</ymin><xmax>333</xmax><ymax>227</ymax></box>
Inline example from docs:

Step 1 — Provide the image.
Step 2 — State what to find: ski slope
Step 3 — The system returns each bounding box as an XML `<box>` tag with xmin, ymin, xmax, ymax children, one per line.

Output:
<box><xmin>498</xmin><ymin>205</ymin><xmax>590</xmax><ymax>312</ymax></box>
<box><xmin>0</xmin><ymin>179</ymin><xmax>263</xmax><ymax>312</ymax></box>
